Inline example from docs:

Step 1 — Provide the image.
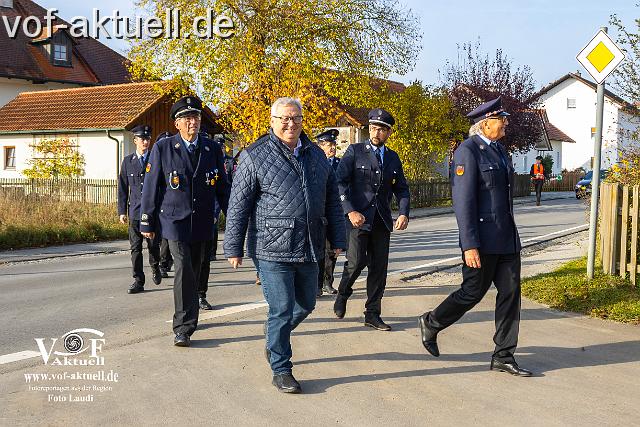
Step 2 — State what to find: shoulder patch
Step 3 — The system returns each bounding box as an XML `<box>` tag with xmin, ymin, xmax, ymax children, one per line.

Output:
<box><xmin>455</xmin><ymin>165</ymin><xmax>465</xmax><ymax>176</ymax></box>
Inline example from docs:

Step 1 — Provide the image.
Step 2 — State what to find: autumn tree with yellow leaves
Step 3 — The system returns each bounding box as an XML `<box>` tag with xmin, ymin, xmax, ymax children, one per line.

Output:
<box><xmin>22</xmin><ymin>138</ymin><xmax>85</xmax><ymax>179</ymax></box>
<box><xmin>128</xmin><ymin>0</ymin><xmax>421</xmax><ymax>145</ymax></box>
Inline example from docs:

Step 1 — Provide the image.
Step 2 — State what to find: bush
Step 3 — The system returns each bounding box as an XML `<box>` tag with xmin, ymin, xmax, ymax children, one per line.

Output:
<box><xmin>606</xmin><ymin>146</ymin><xmax>640</xmax><ymax>186</ymax></box>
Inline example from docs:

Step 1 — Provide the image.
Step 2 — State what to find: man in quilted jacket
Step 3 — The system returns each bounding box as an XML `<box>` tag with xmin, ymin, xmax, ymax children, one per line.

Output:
<box><xmin>224</xmin><ymin>97</ymin><xmax>346</xmax><ymax>394</ymax></box>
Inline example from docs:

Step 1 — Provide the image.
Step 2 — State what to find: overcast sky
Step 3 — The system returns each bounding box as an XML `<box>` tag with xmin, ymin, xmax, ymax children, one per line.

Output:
<box><xmin>34</xmin><ymin>0</ymin><xmax>637</xmax><ymax>91</ymax></box>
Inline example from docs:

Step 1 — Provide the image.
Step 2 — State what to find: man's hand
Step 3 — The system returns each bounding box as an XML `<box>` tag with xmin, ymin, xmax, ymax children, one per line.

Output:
<box><xmin>464</xmin><ymin>249</ymin><xmax>481</xmax><ymax>269</ymax></box>
<box><xmin>228</xmin><ymin>257</ymin><xmax>243</xmax><ymax>269</ymax></box>
<box><xmin>333</xmin><ymin>249</ymin><xmax>343</xmax><ymax>257</ymax></box>
<box><xmin>394</xmin><ymin>214</ymin><xmax>409</xmax><ymax>230</ymax></box>
<box><xmin>119</xmin><ymin>214</ymin><xmax>127</xmax><ymax>224</ymax></box>
<box><xmin>348</xmin><ymin>211</ymin><xmax>365</xmax><ymax>228</ymax></box>
<box><xmin>141</xmin><ymin>232</ymin><xmax>155</xmax><ymax>240</ymax></box>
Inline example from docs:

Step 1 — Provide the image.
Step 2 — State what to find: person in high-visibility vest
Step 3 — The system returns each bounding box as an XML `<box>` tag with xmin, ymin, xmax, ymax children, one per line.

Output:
<box><xmin>530</xmin><ymin>156</ymin><xmax>546</xmax><ymax>206</ymax></box>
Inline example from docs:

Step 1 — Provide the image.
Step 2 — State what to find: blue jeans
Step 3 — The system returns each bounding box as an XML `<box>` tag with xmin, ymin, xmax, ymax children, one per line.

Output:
<box><xmin>254</xmin><ymin>259</ymin><xmax>318</xmax><ymax>374</ymax></box>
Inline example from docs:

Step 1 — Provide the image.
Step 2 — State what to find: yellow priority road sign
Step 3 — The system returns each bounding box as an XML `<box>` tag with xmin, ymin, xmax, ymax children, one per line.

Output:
<box><xmin>577</xmin><ymin>30</ymin><xmax>625</xmax><ymax>84</ymax></box>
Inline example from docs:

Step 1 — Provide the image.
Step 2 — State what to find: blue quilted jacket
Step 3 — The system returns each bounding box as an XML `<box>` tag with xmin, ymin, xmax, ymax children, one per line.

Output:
<box><xmin>223</xmin><ymin>130</ymin><xmax>346</xmax><ymax>262</ymax></box>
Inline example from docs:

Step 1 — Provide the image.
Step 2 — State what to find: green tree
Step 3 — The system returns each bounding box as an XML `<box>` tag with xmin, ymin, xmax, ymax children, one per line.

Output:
<box><xmin>365</xmin><ymin>82</ymin><xmax>468</xmax><ymax>179</ymax></box>
<box><xmin>541</xmin><ymin>154</ymin><xmax>554</xmax><ymax>177</ymax></box>
<box><xmin>129</xmin><ymin>0</ymin><xmax>422</xmax><ymax>146</ymax></box>
<box><xmin>22</xmin><ymin>138</ymin><xmax>85</xmax><ymax>179</ymax></box>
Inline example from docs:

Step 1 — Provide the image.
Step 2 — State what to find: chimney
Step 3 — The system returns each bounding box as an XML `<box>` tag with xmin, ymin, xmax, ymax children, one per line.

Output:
<box><xmin>0</xmin><ymin>0</ymin><xmax>13</xmax><ymax>9</ymax></box>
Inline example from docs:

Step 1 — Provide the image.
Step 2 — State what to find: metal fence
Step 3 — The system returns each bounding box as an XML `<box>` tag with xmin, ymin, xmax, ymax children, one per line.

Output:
<box><xmin>0</xmin><ymin>178</ymin><xmax>118</xmax><ymax>204</ymax></box>
<box><xmin>599</xmin><ymin>182</ymin><xmax>640</xmax><ymax>286</ymax></box>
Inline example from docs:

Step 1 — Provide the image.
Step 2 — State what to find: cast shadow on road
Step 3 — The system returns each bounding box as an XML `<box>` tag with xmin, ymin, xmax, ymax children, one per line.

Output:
<box><xmin>297</xmin><ymin>340</ymin><xmax>640</xmax><ymax>394</ymax></box>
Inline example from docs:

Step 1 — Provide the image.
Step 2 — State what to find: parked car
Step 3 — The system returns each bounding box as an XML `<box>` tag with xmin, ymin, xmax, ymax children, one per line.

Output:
<box><xmin>575</xmin><ymin>170</ymin><xmax>608</xmax><ymax>199</ymax></box>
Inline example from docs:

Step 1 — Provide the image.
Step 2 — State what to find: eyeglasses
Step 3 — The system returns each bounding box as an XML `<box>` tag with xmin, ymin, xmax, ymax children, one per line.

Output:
<box><xmin>272</xmin><ymin>115</ymin><xmax>303</xmax><ymax>124</ymax></box>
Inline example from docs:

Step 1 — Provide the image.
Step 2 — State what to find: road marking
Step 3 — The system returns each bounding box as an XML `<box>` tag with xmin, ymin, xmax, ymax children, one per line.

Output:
<box><xmin>380</xmin><ymin>223</ymin><xmax>590</xmax><ymax>278</ymax></box>
<box><xmin>0</xmin><ymin>350</ymin><xmax>41</xmax><ymax>365</ymax></box>
<box><xmin>0</xmin><ymin>224</ymin><xmax>588</xmax><ymax>366</ymax></box>
<box><xmin>522</xmin><ymin>224</ymin><xmax>589</xmax><ymax>243</ymax></box>
<box><xmin>165</xmin><ymin>300</ymin><xmax>268</xmax><ymax>323</ymax></box>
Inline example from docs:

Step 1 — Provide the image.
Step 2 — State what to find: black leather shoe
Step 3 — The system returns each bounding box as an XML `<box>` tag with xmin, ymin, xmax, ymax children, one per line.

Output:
<box><xmin>199</xmin><ymin>297</ymin><xmax>213</xmax><ymax>310</ymax></box>
<box><xmin>160</xmin><ymin>268</ymin><xmax>169</xmax><ymax>278</ymax></box>
<box><xmin>152</xmin><ymin>267</ymin><xmax>162</xmax><ymax>285</ymax></box>
<box><xmin>174</xmin><ymin>334</ymin><xmax>190</xmax><ymax>347</ymax></box>
<box><xmin>364</xmin><ymin>314</ymin><xmax>392</xmax><ymax>331</ymax></box>
<box><xmin>333</xmin><ymin>298</ymin><xmax>347</xmax><ymax>319</ymax></box>
<box><xmin>418</xmin><ymin>312</ymin><xmax>440</xmax><ymax>357</ymax></box>
<box><xmin>272</xmin><ymin>373</ymin><xmax>301</xmax><ymax>393</ymax></box>
<box><xmin>490</xmin><ymin>358</ymin><xmax>533</xmax><ymax>377</ymax></box>
<box><xmin>323</xmin><ymin>285</ymin><xmax>338</xmax><ymax>295</ymax></box>
<box><xmin>127</xmin><ymin>283</ymin><xmax>144</xmax><ymax>294</ymax></box>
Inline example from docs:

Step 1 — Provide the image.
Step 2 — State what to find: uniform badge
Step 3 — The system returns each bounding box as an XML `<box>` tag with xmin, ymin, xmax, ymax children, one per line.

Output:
<box><xmin>145</xmin><ymin>163</ymin><xmax>151</xmax><ymax>173</ymax></box>
<box><xmin>141</xmin><ymin>214</ymin><xmax>148</xmax><ymax>220</ymax></box>
<box><xmin>340</xmin><ymin>195</ymin><xmax>346</xmax><ymax>201</ymax></box>
<box><xmin>210</xmin><ymin>179</ymin><xmax>216</xmax><ymax>186</ymax></box>
<box><xmin>456</xmin><ymin>165</ymin><xmax>465</xmax><ymax>176</ymax></box>
<box><xmin>175</xmin><ymin>143</ymin><xmax>181</xmax><ymax>148</ymax></box>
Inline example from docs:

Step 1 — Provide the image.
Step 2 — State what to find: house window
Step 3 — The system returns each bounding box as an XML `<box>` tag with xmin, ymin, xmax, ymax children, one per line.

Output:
<box><xmin>53</xmin><ymin>43</ymin><xmax>68</xmax><ymax>65</ymax></box>
<box><xmin>567</xmin><ymin>98</ymin><xmax>577</xmax><ymax>109</ymax></box>
<box><xmin>4</xmin><ymin>146</ymin><xmax>16</xmax><ymax>169</ymax></box>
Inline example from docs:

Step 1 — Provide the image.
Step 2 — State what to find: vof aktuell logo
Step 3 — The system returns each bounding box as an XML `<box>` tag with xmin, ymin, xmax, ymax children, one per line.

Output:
<box><xmin>35</xmin><ymin>328</ymin><xmax>105</xmax><ymax>366</ymax></box>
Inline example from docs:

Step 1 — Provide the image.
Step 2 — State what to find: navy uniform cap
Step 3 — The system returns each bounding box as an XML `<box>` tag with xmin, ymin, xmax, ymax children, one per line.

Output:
<box><xmin>131</xmin><ymin>124</ymin><xmax>152</xmax><ymax>138</ymax></box>
<box><xmin>315</xmin><ymin>129</ymin><xmax>339</xmax><ymax>144</ymax></box>
<box><xmin>170</xmin><ymin>96</ymin><xmax>203</xmax><ymax>120</ymax></box>
<box><xmin>466</xmin><ymin>96</ymin><xmax>510</xmax><ymax>124</ymax></box>
<box><xmin>368</xmin><ymin>108</ymin><xmax>395</xmax><ymax>128</ymax></box>
<box><xmin>155</xmin><ymin>131</ymin><xmax>171</xmax><ymax>142</ymax></box>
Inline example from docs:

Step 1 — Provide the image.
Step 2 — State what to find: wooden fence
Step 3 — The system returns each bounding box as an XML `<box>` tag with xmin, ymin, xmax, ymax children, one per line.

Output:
<box><xmin>0</xmin><ymin>178</ymin><xmax>118</xmax><ymax>204</ymax></box>
<box><xmin>599</xmin><ymin>182</ymin><xmax>640</xmax><ymax>285</ymax></box>
<box><xmin>536</xmin><ymin>171</ymin><xmax>584</xmax><ymax>192</ymax></box>
<box><xmin>1</xmin><ymin>173</ymin><xmax>533</xmax><ymax>209</ymax></box>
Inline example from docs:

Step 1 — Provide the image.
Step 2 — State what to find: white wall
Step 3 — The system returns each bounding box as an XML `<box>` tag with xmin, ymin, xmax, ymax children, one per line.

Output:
<box><xmin>0</xmin><ymin>78</ymin><xmax>82</xmax><ymax>108</ymax></box>
<box><xmin>511</xmin><ymin>140</ymin><xmax>563</xmax><ymax>175</ymax></box>
<box><xmin>0</xmin><ymin>130</ymin><xmax>130</xmax><ymax>179</ymax></box>
<box><xmin>539</xmin><ymin>77</ymin><xmax>632</xmax><ymax>171</ymax></box>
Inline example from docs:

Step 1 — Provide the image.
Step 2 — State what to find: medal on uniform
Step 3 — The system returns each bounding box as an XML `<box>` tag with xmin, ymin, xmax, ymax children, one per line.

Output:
<box><xmin>170</xmin><ymin>171</ymin><xmax>180</xmax><ymax>189</ymax></box>
<box><xmin>456</xmin><ymin>165</ymin><xmax>465</xmax><ymax>176</ymax></box>
<box><xmin>146</xmin><ymin>163</ymin><xmax>151</xmax><ymax>173</ymax></box>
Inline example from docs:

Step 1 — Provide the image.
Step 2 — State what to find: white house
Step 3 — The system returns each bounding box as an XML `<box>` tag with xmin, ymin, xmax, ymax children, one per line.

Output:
<box><xmin>512</xmin><ymin>72</ymin><xmax>640</xmax><ymax>174</ymax></box>
<box><xmin>0</xmin><ymin>82</ymin><xmax>220</xmax><ymax>179</ymax></box>
<box><xmin>0</xmin><ymin>0</ymin><xmax>131</xmax><ymax>107</ymax></box>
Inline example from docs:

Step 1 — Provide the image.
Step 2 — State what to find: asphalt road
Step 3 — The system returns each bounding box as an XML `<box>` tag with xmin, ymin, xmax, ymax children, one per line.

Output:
<box><xmin>0</xmin><ymin>198</ymin><xmax>588</xmax><ymax>358</ymax></box>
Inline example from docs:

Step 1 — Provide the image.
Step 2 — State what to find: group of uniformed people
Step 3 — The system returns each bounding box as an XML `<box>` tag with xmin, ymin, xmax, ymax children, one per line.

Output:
<box><xmin>117</xmin><ymin>94</ymin><xmax>531</xmax><ymax>394</ymax></box>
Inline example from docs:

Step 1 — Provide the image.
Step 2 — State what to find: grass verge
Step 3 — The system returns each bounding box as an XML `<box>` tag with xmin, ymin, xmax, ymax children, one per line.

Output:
<box><xmin>0</xmin><ymin>193</ymin><xmax>127</xmax><ymax>250</ymax></box>
<box><xmin>522</xmin><ymin>256</ymin><xmax>640</xmax><ymax>324</ymax></box>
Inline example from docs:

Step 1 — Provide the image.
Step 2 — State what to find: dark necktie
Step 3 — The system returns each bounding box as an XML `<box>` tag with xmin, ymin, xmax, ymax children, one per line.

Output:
<box><xmin>375</xmin><ymin>150</ymin><xmax>383</xmax><ymax>168</ymax></box>
<box><xmin>139</xmin><ymin>155</ymin><xmax>145</xmax><ymax>169</ymax></box>
<box><xmin>490</xmin><ymin>143</ymin><xmax>507</xmax><ymax>169</ymax></box>
<box><xmin>187</xmin><ymin>143</ymin><xmax>195</xmax><ymax>154</ymax></box>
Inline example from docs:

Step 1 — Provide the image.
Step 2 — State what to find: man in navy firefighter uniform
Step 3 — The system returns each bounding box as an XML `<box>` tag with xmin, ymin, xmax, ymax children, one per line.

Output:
<box><xmin>140</xmin><ymin>96</ymin><xmax>230</xmax><ymax>347</ymax></box>
<box><xmin>315</xmin><ymin>128</ymin><xmax>341</xmax><ymax>297</ymax></box>
<box><xmin>418</xmin><ymin>96</ymin><xmax>533</xmax><ymax>377</ymax></box>
<box><xmin>118</xmin><ymin>125</ymin><xmax>162</xmax><ymax>294</ymax></box>
<box><xmin>334</xmin><ymin>109</ymin><xmax>410</xmax><ymax>331</ymax></box>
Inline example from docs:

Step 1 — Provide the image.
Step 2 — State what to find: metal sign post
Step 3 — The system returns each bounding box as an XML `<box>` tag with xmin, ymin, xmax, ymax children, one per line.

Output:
<box><xmin>576</xmin><ymin>27</ymin><xmax>625</xmax><ymax>279</ymax></box>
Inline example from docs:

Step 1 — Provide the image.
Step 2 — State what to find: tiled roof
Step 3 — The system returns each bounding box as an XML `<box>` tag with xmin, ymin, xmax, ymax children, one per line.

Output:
<box><xmin>0</xmin><ymin>81</ymin><xmax>173</xmax><ymax>131</ymax></box>
<box><xmin>545</xmin><ymin>121</ymin><xmax>574</xmax><ymax>143</ymax></box>
<box><xmin>0</xmin><ymin>0</ymin><xmax>131</xmax><ymax>85</ymax></box>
